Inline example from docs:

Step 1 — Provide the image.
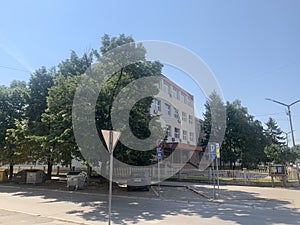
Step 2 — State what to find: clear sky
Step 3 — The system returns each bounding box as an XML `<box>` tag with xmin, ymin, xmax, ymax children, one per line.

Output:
<box><xmin>1</xmin><ymin>0</ymin><xmax>300</xmax><ymax>145</ymax></box>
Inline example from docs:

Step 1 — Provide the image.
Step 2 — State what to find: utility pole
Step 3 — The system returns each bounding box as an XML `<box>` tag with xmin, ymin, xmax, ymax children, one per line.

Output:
<box><xmin>265</xmin><ymin>98</ymin><xmax>300</xmax><ymax>147</ymax></box>
<box><xmin>283</xmin><ymin>131</ymin><xmax>292</xmax><ymax>147</ymax></box>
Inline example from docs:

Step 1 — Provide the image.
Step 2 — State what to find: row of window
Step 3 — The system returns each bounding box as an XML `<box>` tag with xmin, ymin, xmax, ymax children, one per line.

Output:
<box><xmin>166</xmin><ymin>125</ymin><xmax>194</xmax><ymax>142</ymax></box>
<box><xmin>160</xmin><ymin>81</ymin><xmax>193</xmax><ymax>107</ymax></box>
<box><xmin>153</xmin><ymin>99</ymin><xmax>194</xmax><ymax>124</ymax></box>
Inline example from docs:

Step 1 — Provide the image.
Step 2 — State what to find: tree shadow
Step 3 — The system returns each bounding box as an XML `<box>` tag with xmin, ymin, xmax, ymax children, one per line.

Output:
<box><xmin>0</xmin><ymin>182</ymin><xmax>300</xmax><ymax>225</ymax></box>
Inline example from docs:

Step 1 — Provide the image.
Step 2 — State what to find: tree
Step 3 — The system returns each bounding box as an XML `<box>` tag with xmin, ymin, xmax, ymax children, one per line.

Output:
<box><xmin>26</xmin><ymin>67</ymin><xmax>54</xmax><ymax>134</ymax></box>
<box><xmin>0</xmin><ymin>81</ymin><xmax>28</xmax><ymax>178</ymax></box>
<box><xmin>35</xmin><ymin>51</ymin><xmax>93</xmax><ymax>178</ymax></box>
<box><xmin>200</xmin><ymin>91</ymin><xmax>226</xmax><ymax>170</ymax></box>
<box><xmin>202</xmin><ymin>91</ymin><xmax>226</xmax><ymax>147</ymax></box>
<box><xmin>291</xmin><ymin>145</ymin><xmax>300</xmax><ymax>161</ymax></box>
<box><xmin>212</xmin><ymin>100</ymin><xmax>267</xmax><ymax>169</ymax></box>
<box><xmin>263</xmin><ymin>117</ymin><xmax>292</xmax><ymax>164</ymax></box>
<box><xmin>264</xmin><ymin>117</ymin><xmax>285</xmax><ymax>146</ymax></box>
<box><xmin>41</xmin><ymin>75</ymin><xmax>82</xmax><ymax>176</ymax></box>
<box><xmin>265</xmin><ymin>144</ymin><xmax>298</xmax><ymax>164</ymax></box>
<box><xmin>0</xmin><ymin>85</ymin><xmax>10</xmax><ymax>149</ymax></box>
<box><xmin>240</xmin><ymin>119</ymin><xmax>267</xmax><ymax>168</ymax></box>
<box><xmin>93</xmin><ymin>34</ymin><xmax>163</xmax><ymax>166</ymax></box>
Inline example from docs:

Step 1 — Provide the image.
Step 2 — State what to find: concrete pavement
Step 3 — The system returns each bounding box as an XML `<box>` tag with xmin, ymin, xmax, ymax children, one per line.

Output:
<box><xmin>1</xmin><ymin>181</ymin><xmax>300</xmax><ymax>224</ymax></box>
<box><xmin>160</xmin><ymin>181</ymin><xmax>300</xmax><ymax>210</ymax></box>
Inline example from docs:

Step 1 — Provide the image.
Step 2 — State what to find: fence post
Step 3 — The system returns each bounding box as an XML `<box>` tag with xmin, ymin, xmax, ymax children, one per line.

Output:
<box><xmin>243</xmin><ymin>168</ymin><xmax>247</xmax><ymax>184</ymax></box>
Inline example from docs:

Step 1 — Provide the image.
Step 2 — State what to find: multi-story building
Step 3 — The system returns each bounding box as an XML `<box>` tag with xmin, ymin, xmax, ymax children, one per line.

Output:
<box><xmin>150</xmin><ymin>75</ymin><xmax>202</xmax><ymax>165</ymax></box>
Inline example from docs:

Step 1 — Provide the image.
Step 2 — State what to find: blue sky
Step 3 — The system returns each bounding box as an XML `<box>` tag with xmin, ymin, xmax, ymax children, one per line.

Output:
<box><xmin>1</xmin><ymin>0</ymin><xmax>300</xmax><ymax>145</ymax></box>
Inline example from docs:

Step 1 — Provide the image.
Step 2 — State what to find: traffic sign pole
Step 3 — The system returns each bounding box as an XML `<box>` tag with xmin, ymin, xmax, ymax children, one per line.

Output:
<box><xmin>108</xmin><ymin>131</ymin><xmax>113</xmax><ymax>225</ymax></box>
<box><xmin>101</xmin><ymin>130</ymin><xmax>121</xmax><ymax>225</ymax></box>
<box><xmin>156</xmin><ymin>145</ymin><xmax>162</xmax><ymax>196</ymax></box>
<box><xmin>216</xmin><ymin>143</ymin><xmax>220</xmax><ymax>199</ymax></box>
<box><xmin>209</xmin><ymin>142</ymin><xmax>221</xmax><ymax>199</ymax></box>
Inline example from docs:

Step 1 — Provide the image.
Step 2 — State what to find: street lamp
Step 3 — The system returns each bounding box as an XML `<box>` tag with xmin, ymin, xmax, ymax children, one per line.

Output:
<box><xmin>265</xmin><ymin>98</ymin><xmax>300</xmax><ymax>147</ymax></box>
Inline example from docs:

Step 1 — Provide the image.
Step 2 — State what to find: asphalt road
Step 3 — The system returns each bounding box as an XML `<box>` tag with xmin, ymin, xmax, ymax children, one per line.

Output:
<box><xmin>0</xmin><ymin>182</ymin><xmax>300</xmax><ymax>225</ymax></box>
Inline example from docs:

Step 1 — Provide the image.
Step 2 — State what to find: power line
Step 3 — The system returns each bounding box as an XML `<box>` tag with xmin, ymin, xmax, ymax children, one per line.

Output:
<box><xmin>253</xmin><ymin>111</ymin><xmax>286</xmax><ymax>117</ymax></box>
<box><xmin>0</xmin><ymin>65</ymin><xmax>31</xmax><ymax>73</ymax></box>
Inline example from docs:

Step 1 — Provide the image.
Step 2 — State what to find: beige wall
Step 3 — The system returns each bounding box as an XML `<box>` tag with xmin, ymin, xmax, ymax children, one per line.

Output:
<box><xmin>151</xmin><ymin>75</ymin><xmax>196</xmax><ymax>147</ymax></box>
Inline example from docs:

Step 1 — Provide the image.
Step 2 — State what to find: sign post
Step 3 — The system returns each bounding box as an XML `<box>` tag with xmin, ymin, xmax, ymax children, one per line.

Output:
<box><xmin>156</xmin><ymin>139</ymin><xmax>163</xmax><ymax>196</ymax></box>
<box><xmin>209</xmin><ymin>143</ymin><xmax>216</xmax><ymax>199</ymax></box>
<box><xmin>101</xmin><ymin>130</ymin><xmax>121</xmax><ymax>225</ymax></box>
<box><xmin>215</xmin><ymin>143</ymin><xmax>220</xmax><ymax>198</ymax></box>
<box><xmin>209</xmin><ymin>142</ymin><xmax>220</xmax><ymax>199</ymax></box>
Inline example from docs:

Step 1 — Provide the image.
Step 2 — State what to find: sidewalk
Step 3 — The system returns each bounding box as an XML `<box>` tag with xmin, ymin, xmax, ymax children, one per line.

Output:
<box><xmin>160</xmin><ymin>180</ymin><xmax>300</xmax><ymax>210</ymax></box>
<box><xmin>2</xmin><ymin>178</ymin><xmax>300</xmax><ymax>211</ymax></box>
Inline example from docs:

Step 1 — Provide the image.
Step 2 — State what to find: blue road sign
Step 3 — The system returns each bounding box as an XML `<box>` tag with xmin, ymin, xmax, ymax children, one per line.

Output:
<box><xmin>156</xmin><ymin>147</ymin><xmax>162</xmax><ymax>157</ymax></box>
<box><xmin>209</xmin><ymin>143</ymin><xmax>216</xmax><ymax>160</ymax></box>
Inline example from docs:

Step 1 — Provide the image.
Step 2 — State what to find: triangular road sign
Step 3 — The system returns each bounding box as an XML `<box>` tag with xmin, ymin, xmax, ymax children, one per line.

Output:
<box><xmin>101</xmin><ymin>130</ymin><xmax>121</xmax><ymax>153</ymax></box>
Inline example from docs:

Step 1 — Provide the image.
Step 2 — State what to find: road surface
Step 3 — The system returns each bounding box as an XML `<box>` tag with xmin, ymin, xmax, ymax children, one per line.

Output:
<box><xmin>0</xmin><ymin>183</ymin><xmax>299</xmax><ymax>224</ymax></box>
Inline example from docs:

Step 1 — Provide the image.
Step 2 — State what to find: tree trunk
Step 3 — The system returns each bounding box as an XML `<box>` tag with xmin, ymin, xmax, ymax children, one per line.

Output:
<box><xmin>108</xmin><ymin>68</ymin><xmax>123</xmax><ymax>123</ymax></box>
<box><xmin>47</xmin><ymin>161</ymin><xmax>53</xmax><ymax>180</ymax></box>
<box><xmin>9</xmin><ymin>164</ymin><xmax>14</xmax><ymax>180</ymax></box>
<box><xmin>87</xmin><ymin>164</ymin><xmax>92</xmax><ymax>178</ymax></box>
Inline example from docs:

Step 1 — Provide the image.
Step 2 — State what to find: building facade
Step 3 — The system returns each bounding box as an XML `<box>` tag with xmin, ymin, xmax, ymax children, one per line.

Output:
<box><xmin>150</xmin><ymin>75</ymin><xmax>202</xmax><ymax>165</ymax></box>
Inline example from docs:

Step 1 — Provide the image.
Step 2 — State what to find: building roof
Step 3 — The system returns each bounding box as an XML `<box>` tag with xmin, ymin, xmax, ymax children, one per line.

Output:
<box><xmin>160</xmin><ymin>74</ymin><xmax>194</xmax><ymax>100</ymax></box>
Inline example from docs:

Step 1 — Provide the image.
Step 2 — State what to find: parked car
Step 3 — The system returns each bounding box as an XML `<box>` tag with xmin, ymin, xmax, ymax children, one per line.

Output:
<box><xmin>13</xmin><ymin>169</ymin><xmax>47</xmax><ymax>184</ymax></box>
<box><xmin>127</xmin><ymin>172</ymin><xmax>151</xmax><ymax>191</ymax></box>
<box><xmin>66</xmin><ymin>171</ymin><xmax>88</xmax><ymax>190</ymax></box>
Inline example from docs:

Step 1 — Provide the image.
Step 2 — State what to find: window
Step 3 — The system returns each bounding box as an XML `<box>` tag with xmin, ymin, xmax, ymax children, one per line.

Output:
<box><xmin>164</xmin><ymin>103</ymin><xmax>171</xmax><ymax>115</ymax></box>
<box><xmin>189</xmin><ymin>115</ymin><xmax>193</xmax><ymax>124</ymax></box>
<box><xmin>174</xmin><ymin>107</ymin><xmax>179</xmax><ymax>119</ymax></box>
<box><xmin>174</xmin><ymin>128</ymin><xmax>180</xmax><ymax>138</ymax></box>
<box><xmin>172</xmin><ymin>87</ymin><xmax>179</xmax><ymax>98</ymax></box>
<box><xmin>163</xmin><ymin>81</ymin><xmax>170</xmax><ymax>94</ymax></box>
<box><xmin>153</xmin><ymin>99</ymin><xmax>161</xmax><ymax>112</ymax></box>
<box><xmin>153</xmin><ymin>82</ymin><xmax>160</xmax><ymax>90</ymax></box>
<box><xmin>189</xmin><ymin>132</ymin><xmax>194</xmax><ymax>142</ymax></box>
<box><xmin>182</xmin><ymin>130</ymin><xmax>187</xmax><ymax>140</ymax></box>
<box><xmin>166</xmin><ymin>125</ymin><xmax>171</xmax><ymax>137</ymax></box>
<box><xmin>182</xmin><ymin>112</ymin><xmax>187</xmax><ymax>122</ymax></box>
<box><xmin>180</xmin><ymin>92</ymin><xmax>186</xmax><ymax>103</ymax></box>
<box><xmin>187</xmin><ymin>97</ymin><xmax>193</xmax><ymax>107</ymax></box>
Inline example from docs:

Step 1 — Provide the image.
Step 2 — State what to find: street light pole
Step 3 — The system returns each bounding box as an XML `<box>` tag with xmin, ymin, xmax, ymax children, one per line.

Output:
<box><xmin>265</xmin><ymin>98</ymin><xmax>300</xmax><ymax>147</ymax></box>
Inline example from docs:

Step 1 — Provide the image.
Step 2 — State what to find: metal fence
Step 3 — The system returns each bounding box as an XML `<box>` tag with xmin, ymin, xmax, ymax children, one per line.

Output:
<box><xmin>1</xmin><ymin>164</ymin><xmax>299</xmax><ymax>183</ymax></box>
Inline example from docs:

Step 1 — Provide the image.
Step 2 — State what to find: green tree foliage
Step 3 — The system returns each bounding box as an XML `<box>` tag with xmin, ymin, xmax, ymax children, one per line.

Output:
<box><xmin>0</xmin><ymin>85</ymin><xmax>10</xmax><ymax>147</ymax></box>
<box><xmin>222</xmin><ymin>100</ymin><xmax>267</xmax><ymax>169</ymax></box>
<box><xmin>264</xmin><ymin>118</ymin><xmax>286</xmax><ymax>164</ymax></box>
<box><xmin>263</xmin><ymin>118</ymin><xmax>298</xmax><ymax>164</ymax></box>
<box><xmin>0</xmin><ymin>81</ymin><xmax>28</xmax><ymax>178</ymax></box>
<box><xmin>26</xmin><ymin>67</ymin><xmax>54</xmax><ymax>135</ymax></box>
<box><xmin>34</xmin><ymin>52</ymin><xmax>93</xmax><ymax>178</ymax></box>
<box><xmin>264</xmin><ymin>117</ymin><xmax>285</xmax><ymax>146</ymax></box>
<box><xmin>203</xmin><ymin>96</ymin><xmax>268</xmax><ymax>169</ymax></box>
<box><xmin>265</xmin><ymin>144</ymin><xmax>298</xmax><ymax>164</ymax></box>
<box><xmin>94</xmin><ymin>34</ymin><xmax>163</xmax><ymax>166</ymax></box>
<box><xmin>202</xmin><ymin>91</ymin><xmax>226</xmax><ymax>147</ymax></box>
<box><xmin>291</xmin><ymin>145</ymin><xmax>300</xmax><ymax>160</ymax></box>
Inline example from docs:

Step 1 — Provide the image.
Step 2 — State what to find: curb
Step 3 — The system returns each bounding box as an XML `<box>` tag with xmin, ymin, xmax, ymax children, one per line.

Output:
<box><xmin>186</xmin><ymin>186</ymin><xmax>213</xmax><ymax>200</ymax></box>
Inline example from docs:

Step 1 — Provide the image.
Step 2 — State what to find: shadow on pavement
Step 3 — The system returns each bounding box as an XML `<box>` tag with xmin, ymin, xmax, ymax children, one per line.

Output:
<box><xmin>0</xmin><ymin>181</ymin><xmax>300</xmax><ymax>225</ymax></box>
